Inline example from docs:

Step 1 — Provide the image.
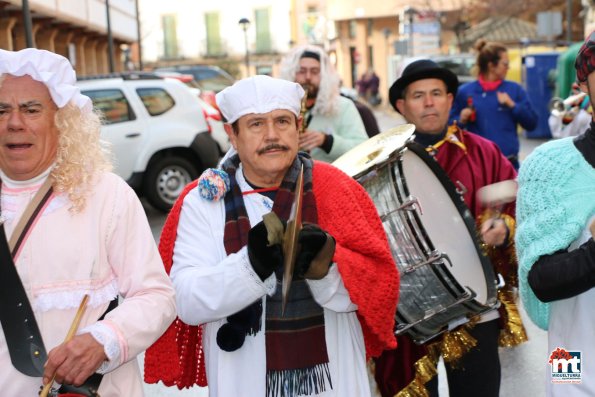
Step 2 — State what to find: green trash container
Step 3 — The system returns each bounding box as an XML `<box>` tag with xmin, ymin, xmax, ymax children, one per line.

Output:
<box><xmin>555</xmin><ymin>42</ymin><xmax>582</xmax><ymax>98</ymax></box>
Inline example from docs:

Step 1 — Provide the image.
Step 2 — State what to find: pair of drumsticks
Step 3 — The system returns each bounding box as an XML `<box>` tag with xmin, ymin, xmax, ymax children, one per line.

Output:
<box><xmin>39</xmin><ymin>294</ymin><xmax>90</xmax><ymax>397</ymax></box>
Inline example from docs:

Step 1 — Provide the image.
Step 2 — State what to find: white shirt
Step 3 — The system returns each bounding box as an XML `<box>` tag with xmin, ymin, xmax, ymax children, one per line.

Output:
<box><xmin>170</xmin><ymin>166</ymin><xmax>371</xmax><ymax>397</ymax></box>
<box><xmin>547</xmin><ymin>216</ymin><xmax>595</xmax><ymax>396</ymax></box>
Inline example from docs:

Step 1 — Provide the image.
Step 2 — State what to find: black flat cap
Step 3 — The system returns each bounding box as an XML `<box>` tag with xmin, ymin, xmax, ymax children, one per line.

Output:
<box><xmin>388</xmin><ymin>59</ymin><xmax>459</xmax><ymax>111</ymax></box>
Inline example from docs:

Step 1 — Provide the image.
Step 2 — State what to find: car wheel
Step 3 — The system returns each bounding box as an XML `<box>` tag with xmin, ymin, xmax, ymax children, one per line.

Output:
<box><xmin>143</xmin><ymin>156</ymin><xmax>198</xmax><ymax>211</ymax></box>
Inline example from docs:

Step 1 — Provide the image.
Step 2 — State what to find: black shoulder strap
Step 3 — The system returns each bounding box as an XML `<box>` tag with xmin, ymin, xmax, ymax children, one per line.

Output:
<box><xmin>0</xmin><ymin>223</ymin><xmax>47</xmax><ymax>376</ymax></box>
<box><xmin>0</xmin><ymin>178</ymin><xmax>54</xmax><ymax>377</ymax></box>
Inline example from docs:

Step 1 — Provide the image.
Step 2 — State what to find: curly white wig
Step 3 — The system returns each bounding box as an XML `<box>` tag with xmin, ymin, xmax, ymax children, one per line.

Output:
<box><xmin>279</xmin><ymin>45</ymin><xmax>340</xmax><ymax>117</ymax></box>
<box><xmin>51</xmin><ymin>103</ymin><xmax>112</xmax><ymax>212</ymax></box>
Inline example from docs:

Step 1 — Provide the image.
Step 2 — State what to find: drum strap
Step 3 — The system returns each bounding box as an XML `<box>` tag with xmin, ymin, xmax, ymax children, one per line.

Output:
<box><xmin>427</xmin><ymin>124</ymin><xmax>467</xmax><ymax>154</ymax></box>
<box><xmin>0</xmin><ymin>178</ymin><xmax>53</xmax><ymax>376</ymax></box>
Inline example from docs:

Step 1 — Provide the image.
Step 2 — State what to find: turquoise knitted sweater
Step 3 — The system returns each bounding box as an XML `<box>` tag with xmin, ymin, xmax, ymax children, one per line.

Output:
<box><xmin>516</xmin><ymin>137</ymin><xmax>595</xmax><ymax>330</ymax></box>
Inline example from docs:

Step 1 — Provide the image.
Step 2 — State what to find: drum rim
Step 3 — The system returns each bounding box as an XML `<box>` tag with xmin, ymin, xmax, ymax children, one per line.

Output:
<box><xmin>404</xmin><ymin>141</ymin><xmax>497</xmax><ymax>302</ymax></box>
<box><xmin>393</xmin><ymin>142</ymin><xmax>498</xmax><ymax>341</ymax></box>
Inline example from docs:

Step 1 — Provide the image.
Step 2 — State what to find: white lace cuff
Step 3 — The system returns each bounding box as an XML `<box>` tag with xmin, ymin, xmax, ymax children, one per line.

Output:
<box><xmin>80</xmin><ymin>322</ymin><xmax>121</xmax><ymax>374</ymax></box>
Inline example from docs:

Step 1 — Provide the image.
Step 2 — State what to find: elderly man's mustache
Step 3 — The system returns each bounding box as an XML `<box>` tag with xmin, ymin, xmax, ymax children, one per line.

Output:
<box><xmin>258</xmin><ymin>144</ymin><xmax>289</xmax><ymax>154</ymax></box>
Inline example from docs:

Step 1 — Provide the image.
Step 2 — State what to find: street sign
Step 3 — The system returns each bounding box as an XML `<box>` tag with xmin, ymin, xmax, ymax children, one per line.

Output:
<box><xmin>537</xmin><ymin>11</ymin><xmax>562</xmax><ymax>38</ymax></box>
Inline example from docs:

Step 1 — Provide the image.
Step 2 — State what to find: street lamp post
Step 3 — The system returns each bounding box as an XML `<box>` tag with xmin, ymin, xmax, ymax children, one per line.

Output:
<box><xmin>22</xmin><ymin>0</ymin><xmax>33</xmax><ymax>48</ymax></box>
<box><xmin>106</xmin><ymin>0</ymin><xmax>115</xmax><ymax>73</ymax></box>
<box><xmin>238</xmin><ymin>18</ymin><xmax>250</xmax><ymax>77</ymax></box>
<box><xmin>404</xmin><ymin>7</ymin><xmax>417</xmax><ymax>57</ymax></box>
<box><xmin>383</xmin><ymin>27</ymin><xmax>391</xmax><ymax>55</ymax></box>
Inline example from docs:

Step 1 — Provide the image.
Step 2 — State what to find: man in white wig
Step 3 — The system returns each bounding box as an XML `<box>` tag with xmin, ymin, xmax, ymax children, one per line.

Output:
<box><xmin>144</xmin><ymin>75</ymin><xmax>399</xmax><ymax>397</ymax></box>
<box><xmin>279</xmin><ymin>45</ymin><xmax>368</xmax><ymax>162</ymax></box>
<box><xmin>0</xmin><ymin>48</ymin><xmax>175</xmax><ymax>396</ymax></box>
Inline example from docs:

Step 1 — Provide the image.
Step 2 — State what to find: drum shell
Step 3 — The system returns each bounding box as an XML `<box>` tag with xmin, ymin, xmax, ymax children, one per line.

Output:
<box><xmin>357</xmin><ymin>142</ymin><xmax>498</xmax><ymax>343</ymax></box>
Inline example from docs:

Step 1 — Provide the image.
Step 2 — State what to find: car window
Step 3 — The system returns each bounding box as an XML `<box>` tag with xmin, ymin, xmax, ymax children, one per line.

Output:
<box><xmin>432</xmin><ymin>56</ymin><xmax>476</xmax><ymax>84</ymax></box>
<box><xmin>155</xmin><ymin>66</ymin><xmax>235</xmax><ymax>93</ymax></box>
<box><xmin>188</xmin><ymin>69</ymin><xmax>234</xmax><ymax>92</ymax></box>
<box><xmin>194</xmin><ymin>75</ymin><xmax>234</xmax><ymax>92</ymax></box>
<box><xmin>136</xmin><ymin>88</ymin><xmax>175</xmax><ymax>116</ymax></box>
<box><xmin>83</xmin><ymin>89</ymin><xmax>136</xmax><ymax>124</ymax></box>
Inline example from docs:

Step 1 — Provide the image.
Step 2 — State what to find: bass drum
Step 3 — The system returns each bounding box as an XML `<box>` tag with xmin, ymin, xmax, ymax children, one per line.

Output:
<box><xmin>333</xmin><ymin>125</ymin><xmax>498</xmax><ymax>343</ymax></box>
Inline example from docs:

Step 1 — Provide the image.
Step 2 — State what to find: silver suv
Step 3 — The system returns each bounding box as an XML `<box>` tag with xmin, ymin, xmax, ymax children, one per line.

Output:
<box><xmin>77</xmin><ymin>73</ymin><xmax>220</xmax><ymax>211</ymax></box>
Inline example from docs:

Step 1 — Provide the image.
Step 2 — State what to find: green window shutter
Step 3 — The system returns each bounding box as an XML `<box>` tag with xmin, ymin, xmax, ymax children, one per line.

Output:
<box><xmin>162</xmin><ymin>14</ymin><xmax>178</xmax><ymax>59</ymax></box>
<box><xmin>205</xmin><ymin>12</ymin><xmax>222</xmax><ymax>56</ymax></box>
<box><xmin>255</xmin><ymin>8</ymin><xmax>271</xmax><ymax>53</ymax></box>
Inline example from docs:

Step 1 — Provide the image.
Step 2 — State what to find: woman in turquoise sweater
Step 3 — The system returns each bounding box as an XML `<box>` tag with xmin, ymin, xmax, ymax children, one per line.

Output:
<box><xmin>450</xmin><ymin>40</ymin><xmax>538</xmax><ymax>169</ymax></box>
<box><xmin>516</xmin><ymin>33</ymin><xmax>595</xmax><ymax>396</ymax></box>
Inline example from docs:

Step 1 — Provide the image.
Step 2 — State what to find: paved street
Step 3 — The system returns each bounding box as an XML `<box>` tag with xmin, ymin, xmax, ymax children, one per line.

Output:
<box><xmin>142</xmin><ymin>107</ymin><xmax>552</xmax><ymax>396</ymax></box>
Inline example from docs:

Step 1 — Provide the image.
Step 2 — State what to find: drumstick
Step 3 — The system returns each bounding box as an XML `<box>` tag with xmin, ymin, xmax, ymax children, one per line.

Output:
<box><xmin>476</xmin><ymin>179</ymin><xmax>517</xmax><ymax>208</ymax></box>
<box><xmin>39</xmin><ymin>294</ymin><xmax>90</xmax><ymax>397</ymax></box>
<box><xmin>477</xmin><ymin>179</ymin><xmax>517</xmax><ymax>232</ymax></box>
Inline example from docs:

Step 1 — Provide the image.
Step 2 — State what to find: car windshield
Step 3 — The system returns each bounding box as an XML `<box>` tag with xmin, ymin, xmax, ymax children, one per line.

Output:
<box><xmin>158</xmin><ymin>66</ymin><xmax>235</xmax><ymax>92</ymax></box>
<box><xmin>190</xmin><ymin>70</ymin><xmax>234</xmax><ymax>92</ymax></box>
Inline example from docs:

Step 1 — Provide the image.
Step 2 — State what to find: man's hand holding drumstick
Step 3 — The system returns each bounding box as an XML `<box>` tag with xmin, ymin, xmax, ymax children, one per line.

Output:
<box><xmin>477</xmin><ymin>180</ymin><xmax>518</xmax><ymax>247</ymax></box>
<box><xmin>40</xmin><ymin>295</ymin><xmax>106</xmax><ymax>395</ymax></box>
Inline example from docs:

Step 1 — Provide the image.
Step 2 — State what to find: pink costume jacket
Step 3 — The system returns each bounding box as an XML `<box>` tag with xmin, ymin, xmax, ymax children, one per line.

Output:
<box><xmin>0</xmin><ymin>170</ymin><xmax>176</xmax><ymax>397</ymax></box>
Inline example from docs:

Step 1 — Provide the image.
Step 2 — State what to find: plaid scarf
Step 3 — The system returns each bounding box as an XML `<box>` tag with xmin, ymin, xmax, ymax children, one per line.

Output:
<box><xmin>221</xmin><ymin>152</ymin><xmax>332</xmax><ymax>397</ymax></box>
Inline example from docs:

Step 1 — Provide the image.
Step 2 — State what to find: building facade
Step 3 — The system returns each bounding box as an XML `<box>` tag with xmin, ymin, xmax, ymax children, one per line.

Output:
<box><xmin>0</xmin><ymin>0</ymin><xmax>138</xmax><ymax>75</ymax></box>
<box><xmin>139</xmin><ymin>0</ymin><xmax>293</xmax><ymax>77</ymax></box>
<box><xmin>327</xmin><ymin>0</ymin><xmax>464</xmax><ymax>107</ymax></box>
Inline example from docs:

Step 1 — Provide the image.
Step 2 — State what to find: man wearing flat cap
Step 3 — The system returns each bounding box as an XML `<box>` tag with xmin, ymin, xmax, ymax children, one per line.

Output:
<box><xmin>144</xmin><ymin>75</ymin><xmax>399</xmax><ymax>396</ymax></box>
<box><xmin>516</xmin><ymin>32</ymin><xmax>595</xmax><ymax>397</ymax></box>
<box><xmin>373</xmin><ymin>59</ymin><xmax>526</xmax><ymax>397</ymax></box>
<box><xmin>279</xmin><ymin>45</ymin><xmax>368</xmax><ymax>162</ymax></box>
<box><xmin>0</xmin><ymin>48</ymin><xmax>176</xmax><ymax>396</ymax></box>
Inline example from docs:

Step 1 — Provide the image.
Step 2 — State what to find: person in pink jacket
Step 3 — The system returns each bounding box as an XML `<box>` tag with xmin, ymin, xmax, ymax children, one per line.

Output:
<box><xmin>0</xmin><ymin>48</ymin><xmax>176</xmax><ymax>396</ymax></box>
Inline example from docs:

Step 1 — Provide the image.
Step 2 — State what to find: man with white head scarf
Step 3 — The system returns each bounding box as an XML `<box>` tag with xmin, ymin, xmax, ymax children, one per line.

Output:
<box><xmin>144</xmin><ymin>75</ymin><xmax>399</xmax><ymax>397</ymax></box>
<box><xmin>279</xmin><ymin>45</ymin><xmax>368</xmax><ymax>162</ymax></box>
<box><xmin>0</xmin><ymin>48</ymin><xmax>176</xmax><ymax>396</ymax></box>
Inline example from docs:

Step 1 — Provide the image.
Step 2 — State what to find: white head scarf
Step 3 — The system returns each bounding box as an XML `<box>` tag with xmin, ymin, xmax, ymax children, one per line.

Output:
<box><xmin>278</xmin><ymin>45</ymin><xmax>340</xmax><ymax>117</ymax></box>
<box><xmin>0</xmin><ymin>48</ymin><xmax>92</xmax><ymax>112</ymax></box>
<box><xmin>216</xmin><ymin>75</ymin><xmax>305</xmax><ymax>124</ymax></box>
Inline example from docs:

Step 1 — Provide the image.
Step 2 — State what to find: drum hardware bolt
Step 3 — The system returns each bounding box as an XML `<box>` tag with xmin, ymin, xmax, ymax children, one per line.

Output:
<box><xmin>397</xmin><ymin>196</ymin><xmax>423</xmax><ymax>214</ymax></box>
<box><xmin>404</xmin><ymin>250</ymin><xmax>447</xmax><ymax>273</ymax></box>
<box><xmin>495</xmin><ymin>273</ymin><xmax>506</xmax><ymax>288</ymax></box>
<box><xmin>455</xmin><ymin>180</ymin><xmax>467</xmax><ymax>196</ymax></box>
<box><xmin>380</xmin><ymin>196</ymin><xmax>423</xmax><ymax>222</ymax></box>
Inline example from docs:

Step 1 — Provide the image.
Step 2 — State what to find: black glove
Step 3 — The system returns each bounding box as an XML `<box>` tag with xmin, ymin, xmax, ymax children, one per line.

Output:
<box><xmin>247</xmin><ymin>221</ymin><xmax>283</xmax><ymax>281</ymax></box>
<box><xmin>295</xmin><ymin>224</ymin><xmax>335</xmax><ymax>279</ymax></box>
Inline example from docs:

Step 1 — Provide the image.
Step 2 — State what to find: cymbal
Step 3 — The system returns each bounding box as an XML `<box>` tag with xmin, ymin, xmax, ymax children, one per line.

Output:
<box><xmin>332</xmin><ymin>124</ymin><xmax>415</xmax><ymax>178</ymax></box>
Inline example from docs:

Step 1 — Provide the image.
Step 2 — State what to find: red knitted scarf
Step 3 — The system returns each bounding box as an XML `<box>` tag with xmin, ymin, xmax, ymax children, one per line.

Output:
<box><xmin>144</xmin><ymin>161</ymin><xmax>399</xmax><ymax>389</ymax></box>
